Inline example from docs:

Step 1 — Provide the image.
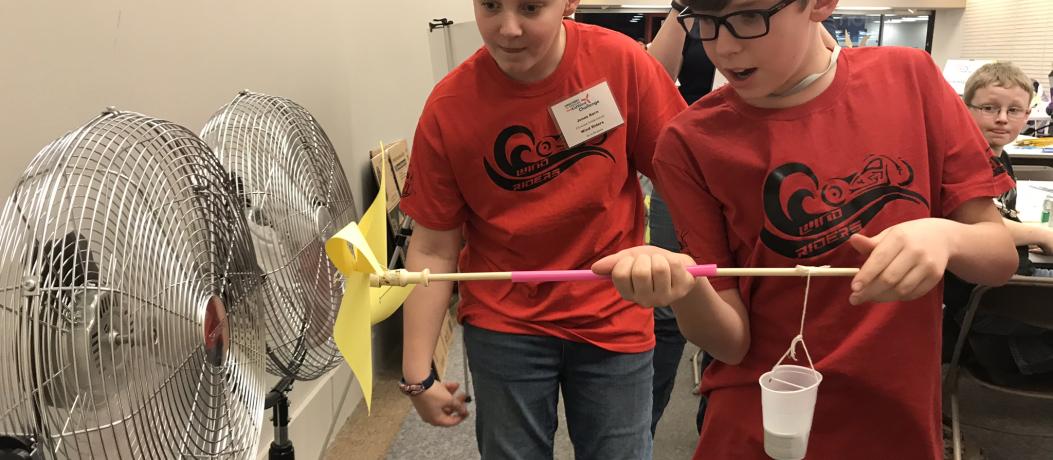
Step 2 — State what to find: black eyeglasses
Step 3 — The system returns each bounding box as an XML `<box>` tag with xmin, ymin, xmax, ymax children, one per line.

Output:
<box><xmin>676</xmin><ymin>0</ymin><xmax>799</xmax><ymax>41</ymax></box>
<box><xmin>967</xmin><ymin>104</ymin><xmax>1030</xmax><ymax>120</ymax></box>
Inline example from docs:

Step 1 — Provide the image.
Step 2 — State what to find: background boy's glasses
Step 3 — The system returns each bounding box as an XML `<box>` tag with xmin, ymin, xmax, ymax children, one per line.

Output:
<box><xmin>968</xmin><ymin>104</ymin><xmax>1030</xmax><ymax>120</ymax></box>
<box><xmin>676</xmin><ymin>0</ymin><xmax>799</xmax><ymax>41</ymax></box>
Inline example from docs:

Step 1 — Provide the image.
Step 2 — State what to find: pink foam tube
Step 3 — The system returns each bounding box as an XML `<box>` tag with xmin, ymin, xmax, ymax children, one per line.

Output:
<box><xmin>510</xmin><ymin>264</ymin><xmax>718</xmax><ymax>283</ymax></box>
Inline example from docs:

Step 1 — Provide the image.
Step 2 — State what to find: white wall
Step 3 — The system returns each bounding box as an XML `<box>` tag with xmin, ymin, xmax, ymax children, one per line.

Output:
<box><xmin>930</xmin><ymin>8</ymin><xmax>964</xmax><ymax>69</ymax></box>
<box><xmin>0</xmin><ymin>0</ymin><xmax>476</xmax><ymax>215</ymax></box>
<box><xmin>348</xmin><ymin>3</ymin><xmax>477</xmax><ymax>206</ymax></box>
<box><xmin>0</xmin><ymin>1</ymin><xmax>361</xmax><ymax>199</ymax></box>
<box><xmin>0</xmin><ymin>1</ymin><xmax>476</xmax><ymax>458</ymax></box>
<box><xmin>957</xmin><ymin>0</ymin><xmax>1053</xmax><ymax>83</ymax></box>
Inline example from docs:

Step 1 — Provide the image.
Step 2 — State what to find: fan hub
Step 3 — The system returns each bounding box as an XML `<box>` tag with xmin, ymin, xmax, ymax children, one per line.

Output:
<box><xmin>315</xmin><ymin>205</ymin><xmax>333</xmax><ymax>242</ymax></box>
<box><xmin>202</xmin><ymin>295</ymin><xmax>230</xmax><ymax>366</ymax></box>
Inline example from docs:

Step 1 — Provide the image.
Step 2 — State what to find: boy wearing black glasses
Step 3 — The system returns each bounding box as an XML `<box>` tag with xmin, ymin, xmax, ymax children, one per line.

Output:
<box><xmin>593</xmin><ymin>0</ymin><xmax>1017</xmax><ymax>458</ymax></box>
<box><xmin>944</xmin><ymin>61</ymin><xmax>1053</xmax><ymax>390</ymax></box>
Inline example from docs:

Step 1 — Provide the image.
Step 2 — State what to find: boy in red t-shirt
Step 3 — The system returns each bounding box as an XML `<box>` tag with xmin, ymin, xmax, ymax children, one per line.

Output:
<box><xmin>594</xmin><ymin>0</ymin><xmax>1017</xmax><ymax>458</ymax></box>
<box><xmin>398</xmin><ymin>0</ymin><xmax>686</xmax><ymax>458</ymax></box>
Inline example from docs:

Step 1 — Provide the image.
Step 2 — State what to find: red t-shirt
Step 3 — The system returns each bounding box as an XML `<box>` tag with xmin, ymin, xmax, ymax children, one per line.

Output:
<box><xmin>400</xmin><ymin>20</ymin><xmax>686</xmax><ymax>353</ymax></box>
<box><xmin>654</xmin><ymin>47</ymin><xmax>1013</xmax><ymax>459</ymax></box>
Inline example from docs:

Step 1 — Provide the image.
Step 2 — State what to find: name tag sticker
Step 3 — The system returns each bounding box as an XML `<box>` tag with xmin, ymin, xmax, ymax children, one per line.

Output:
<box><xmin>550</xmin><ymin>81</ymin><xmax>624</xmax><ymax>148</ymax></box>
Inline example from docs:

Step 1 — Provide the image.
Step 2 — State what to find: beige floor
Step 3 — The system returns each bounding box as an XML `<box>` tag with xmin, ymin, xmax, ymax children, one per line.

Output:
<box><xmin>323</xmin><ymin>366</ymin><xmax>410</xmax><ymax>459</ymax></box>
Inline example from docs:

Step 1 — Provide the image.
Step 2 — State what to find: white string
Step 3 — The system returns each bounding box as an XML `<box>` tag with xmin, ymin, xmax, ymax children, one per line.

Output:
<box><xmin>795</xmin><ymin>265</ymin><xmax>817</xmax><ymax>344</ymax></box>
<box><xmin>773</xmin><ymin>265</ymin><xmax>828</xmax><ymax>375</ymax></box>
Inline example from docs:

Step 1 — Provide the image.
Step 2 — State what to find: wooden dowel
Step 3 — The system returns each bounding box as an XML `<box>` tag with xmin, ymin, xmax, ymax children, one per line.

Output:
<box><xmin>716</xmin><ymin>268</ymin><xmax>859</xmax><ymax>277</ymax></box>
<box><xmin>369</xmin><ymin>267</ymin><xmax>859</xmax><ymax>287</ymax></box>
<box><xmin>430</xmin><ymin>272</ymin><xmax>512</xmax><ymax>282</ymax></box>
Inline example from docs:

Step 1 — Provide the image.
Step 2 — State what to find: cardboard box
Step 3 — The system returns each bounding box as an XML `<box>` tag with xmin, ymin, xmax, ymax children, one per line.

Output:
<box><xmin>370</xmin><ymin>148</ymin><xmax>401</xmax><ymax>213</ymax></box>
<box><xmin>386</xmin><ymin>139</ymin><xmax>410</xmax><ymax>195</ymax></box>
<box><xmin>432</xmin><ymin>308</ymin><xmax>456</xmax><ymax>380</ymax></box>
<box><xmin>370</xmin><ymin>140</ymin><xmax>412</xmax><ymax>234</ymax></box>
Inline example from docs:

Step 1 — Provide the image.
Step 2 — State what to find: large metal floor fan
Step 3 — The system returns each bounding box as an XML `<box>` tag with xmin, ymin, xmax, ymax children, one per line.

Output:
<box><xmin>201</xmin><ymin>90</ymin><xmax>355</xmax><ymax>382</ymax></box>
<box><xmin>0</xmin><ymin>109</ymin><xmax>267</xmax><ymax>459</ymax></box>
<box><xmin>200</xmin><ymin>91</ymin><xmax>357</xmax><ymax>458</ymax></box>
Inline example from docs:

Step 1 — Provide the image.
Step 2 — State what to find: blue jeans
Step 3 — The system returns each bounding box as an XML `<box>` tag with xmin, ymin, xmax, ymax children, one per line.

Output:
<box><xmin>651</xmin><ymin>316</ymin><xmax>685</xmax><ymax>435</ymax></box>
<box><xmin>464</xmin><ymin>323</ymin><xmax>654</xmax><ymax>460</ymax></box>
<box><xmin>648</xmin><ymin>192</ymin><xmax>711</xmax><ymax>433</ymax></box>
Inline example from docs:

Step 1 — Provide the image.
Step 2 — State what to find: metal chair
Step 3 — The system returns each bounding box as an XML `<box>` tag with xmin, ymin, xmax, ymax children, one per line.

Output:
<box><xmin>944</xmin><ymin>275</ymin><xmax>1053</xmax><ymax>460</ymax></box>
<box><xmin>690</xmin><ymin>348</ymin><xmax>706</xmax><ymax>394</ymax></box>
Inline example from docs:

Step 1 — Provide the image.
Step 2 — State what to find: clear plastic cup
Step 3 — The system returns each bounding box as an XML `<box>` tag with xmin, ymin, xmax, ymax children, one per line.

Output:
<box><xmin>759</xmin><ymin>364</ymin><xmax>823</xmax><ymax>460</ymax></box>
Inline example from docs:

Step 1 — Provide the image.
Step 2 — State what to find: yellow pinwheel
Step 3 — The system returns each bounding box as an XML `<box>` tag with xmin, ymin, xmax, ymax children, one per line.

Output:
<box><xmin>324</xmin><ymin>145</ymin><xmax>861</xmax><ymax>414</ymax></box>
<box><xmin>325</xmin><ymin>142</ymin><xmax>414</xmax><ymax>412</ymax></box>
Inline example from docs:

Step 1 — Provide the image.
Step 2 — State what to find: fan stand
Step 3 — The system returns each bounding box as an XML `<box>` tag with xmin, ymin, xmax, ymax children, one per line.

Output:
<box><xmin>0</xmin><ymin>435</ymin><xmax>40</xmax><ymax>459</ymax></box>
<box><xmin>266</xmin><ymin>376</ymin><xmax>296</xmax><ymax>460</ymax></box>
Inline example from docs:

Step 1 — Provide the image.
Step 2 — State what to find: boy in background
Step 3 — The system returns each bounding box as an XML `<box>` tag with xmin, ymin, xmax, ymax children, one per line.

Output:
<box><xmin>944</xmin><ymin>62</ymin><xmax>1053</xmax><ymax>389</ymax></box>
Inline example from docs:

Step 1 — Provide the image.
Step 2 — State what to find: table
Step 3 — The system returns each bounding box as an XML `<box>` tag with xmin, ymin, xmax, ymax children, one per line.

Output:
<box><xmin>1015</xmin><ymin>181</ymin><xmax>1053</xmax><ymax>223</ymax></box>
<box><xmin>1015</xmin><ymin>180</ymin><xmax>1053</xmax><ymax>267</ymax></box>
<box><xmin>1006</xmin><ymin>142</ymin><xmax>1053</xmax><ymax>168</ymax></box>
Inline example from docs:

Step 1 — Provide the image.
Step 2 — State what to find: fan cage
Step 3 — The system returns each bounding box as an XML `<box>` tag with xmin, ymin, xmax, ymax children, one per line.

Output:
<box><xmin>0</xmin><ymin>111</ymin><xmax>266</xmax><ymax>459</ymax></box>
<box><xmin>201</xmin><ymin>91</ymin><xmax>356</xmax><ymax>381</ymax></box>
